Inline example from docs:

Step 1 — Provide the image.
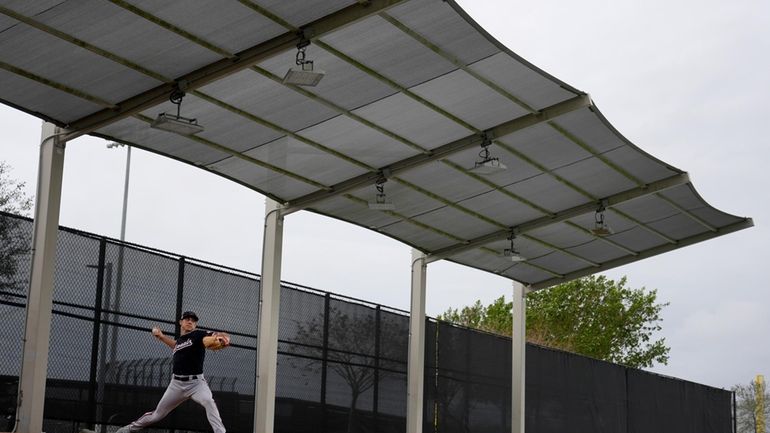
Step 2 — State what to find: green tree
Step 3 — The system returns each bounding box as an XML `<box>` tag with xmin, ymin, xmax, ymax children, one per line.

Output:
<box><xmin>438</xmin><ymin>275</ymin><xmax>670</xmax><ymax>369</ymax></box>
<box><xmin>0</xmin><ymin>161</ymin><xmax>33</xmax><ymax>215</ymax></box>
<box><xmin>0</xmin><ymin>161</ymin><xmax>33</xmax><ymax>297</ymax></box>
<box><xmin>734</xmin><ymin>378</ymin><xmax>770</xmax><ymax>433</ymax></box>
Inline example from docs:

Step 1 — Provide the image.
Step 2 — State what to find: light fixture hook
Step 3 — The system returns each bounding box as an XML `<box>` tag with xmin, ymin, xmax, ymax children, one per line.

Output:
<box><xmin>150</xmin><ymin>80</ymin><xmax>204</xmax><ymax>135</ymax></box>
<box><xmin>295</xmin><ymin>33</ymin><xmax>314</xmax><ymax>71</ymax></box>
<box><xmin>479</xmin><ymin>133</ymin><xmax>493</xmax><ymax>160</ymax></box>
<box><xmin>169</xmin><ymin>82</ymin><xmax>188</xmax><ymax>117</ymax></box>
<box><xmin>503</xmin><ymin>231</ymin><xmax>525</xmax><ymax>261</ymax></box>
<box><xmin>595</xmin><ymin>199</ymin><xmax>609</xmax><ymax>225</ymax></box>
<box><xmin>595</xmin><ymin>208</ymin><xmax>605</xmax><ymax>226</ymax></box>
<box><xmin>283</xmin><ymin>29</ymin><xmax>324</xmax><ymax>87</ymax></box>
<box><xmin>591</xmin><ymin>199</ymin><xmax>613</xmax><ymax>236</ymax></box>
<box><xmin>374</xmin><ymin>175</ymin><xmax>390</xmax><ymax>205</ymax></box>
<box><xmin>375</xmin><ymin>175</ymin><xmax>387</xmax><ymax>195</ymax></box>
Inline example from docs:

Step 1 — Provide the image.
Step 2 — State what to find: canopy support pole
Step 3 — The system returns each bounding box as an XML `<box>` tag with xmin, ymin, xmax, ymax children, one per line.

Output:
<box><xmin>406</xmin><ymin>249</ymin><xmax>427</xmax><ymax>433</ymax></box>
<box><xmin>17</xmin><ymin>122</ymin><xmax>66</xmax><ymax>433</ymax></box>
<box><xmin>512</xmin><ymin>281</ymin><xmax>528</xmax><ymax>433</ymax></box>
<box><xmin>254</xmin><ymin>198</ymin><xmax>285</xmax><ymax>433</ymax></box>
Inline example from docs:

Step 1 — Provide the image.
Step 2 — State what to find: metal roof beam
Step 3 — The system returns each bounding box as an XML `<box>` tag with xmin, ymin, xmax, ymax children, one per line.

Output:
<box><xmin>471</xmin><ymin>126</ymin><xmax>681</xmax><ymax>246</ymax></box>
<box><xmin>285</xmin><ymin>94</ymin><xmax>591</xmax><ymax>211</ymax></box>
<box><xmin>424</xmin><ymin>172</ymin><xmax>690</xmax><ymax>263</ymax></box>
<box><xmin>92</xmin><ymin>132</ymin><xmax>293</xmax><ymax>205</ymax></box>
<box><xmin>107</xmin><ymin>0</ymin><xmax>236</xmax><ymax>58</ymax></box>
<box><xmin>383</xmin><ymin>7</ymin><xmax>701</xmax><ymax>231</ymax></box>
<box><xmin>530</xmin><ymin>217</ymin><xmax>753</xmax><ymax>290</ymax></box>
<box><xmin>655</xmin><ymin>192</ymin><xmax>718</xmax><ymax>232</ymax></box>
<box><xmin>520</xmin><ymin>233</ymin><xmax>600</xmax><ymax>268</ymax></box>
<box><xmin>547</xmin><ymin>121</ymin><xmax>646</xmax><ymax>186</ymax></box>
<box><xmin>609</xmin><ymin>208</ymin><xmax>678</xmax><ymax>244</ymax></box>
<box><xmin>341</xmin><ymin>194</ymin><xmax>466</xmax><ymax>244</ymax></box>
<box><xmin>476</xmin><ymin>247</ymin><xmax>565</xmax><ymax>279</ymax></box>
<box><xmin>250</xmin><ymin>66</ymin><xmax>430</xmax><ymax>154</ymax></box>
<box><xmin>0</xmin><ymin>5</ymin><xmax>170</xmax><ymax>83</ymax></box>
<box><xmin>0</xmin><ymin>61</ymin><xmax>116</xmax><ymax>109</ymax></box>
<box><xmin>378</xmin><ymin>9</ymin><xmax>663</xmax><ymax>203</ymax></box>
<box><xmin>379</xmin><ymin>11</ymin><xmax>537</xmax><ymax>113</ymax></box>
<box><xmin>316</xmin><ymin>40</ymin><xmax>481</xmax><ymax>133</ymax></box>
<box><xmin>190</xmin><ymin>91</ymin><xmax>373</xmax><ymax>171</ymax></box>
<box><xmin>0</xmin><ymin>8</ymin><xmax>380</xmax><ymax>178</ymax></box>
<box><xmin>0</xmin><ymin>7</ymin><xmax>366</xmax><ymax>194</ymax></box>
<box><xmin>129</xmin><ymin>114</ymin><xmax>328</xmax><ymax>190</ymax></box>
<box><xmin>344</xmin><ymin>182</ymin><xmax>603</xmax><ymax>273</ymax></box>
<box><xmin>563</xmin><ymin>221</ymin><xmax>640</xmax><ymax>256</ymax></box>
<box><xmin>60</xmin><ymin>0</ymin><xmax>407</xmax><ymax>140</ymax></box>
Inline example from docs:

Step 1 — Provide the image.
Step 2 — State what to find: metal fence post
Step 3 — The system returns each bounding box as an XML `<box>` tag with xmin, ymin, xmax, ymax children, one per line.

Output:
<box><xmin>97</xmin><ymin>261</ymin><xmax>113</xmax><ymax>433</ymax></box>
<box><xmin>373</xmin><ymin>305</ymin><xmax>381</xmax><ymax>432</ymax></box>
<box><xmin>434</xmin><ymin>320</ymin><xmax>441</xmax><ymax>433</ymax></box>
<box><xmin>733</xmin><ymin>390</ymin><xmax>737</xmax><ymax>433</ymax></box>
<box><xmin>87</xmin><ymin>238</ymin><xmax>107</xmax><ymax>428</ymax></box>
<box><xmin>464</xmin><ymin>328</ymin><xmax>471</xmax><ymax>432</ymax></box>
<box><xmin>175</xmin><ymin>257</ymin><xmax>186</xmax><ymax>337</ymax></box>
<box><xmin>321</xmin><ymin>293</ymin><xmax>330</xmax><ymax>431</ymax></box>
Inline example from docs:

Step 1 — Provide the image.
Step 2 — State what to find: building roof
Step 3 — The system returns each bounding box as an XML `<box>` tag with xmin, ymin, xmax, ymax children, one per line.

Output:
<box><xmin>0</xmin><ymin>0</ymin><xmax>752</xmax><ymax>289</ymax></box>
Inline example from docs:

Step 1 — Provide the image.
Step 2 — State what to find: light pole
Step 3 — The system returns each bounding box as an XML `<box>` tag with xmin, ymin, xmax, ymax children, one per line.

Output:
<box><xmin>106</xmin><ymin>142</ymin><xmax>131</xmax><ymax>244</ymax></box>
<box><xmin>105</xmin><ymin>143</ymin><xmax>130</xmax><ymax>432</ymax></box>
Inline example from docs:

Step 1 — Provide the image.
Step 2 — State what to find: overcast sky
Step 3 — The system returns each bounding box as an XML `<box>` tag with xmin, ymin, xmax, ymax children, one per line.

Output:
<box><xmin>1</xmin><ymin>0</ymin><xmax>768</xmax><ymax>390</ymax></box>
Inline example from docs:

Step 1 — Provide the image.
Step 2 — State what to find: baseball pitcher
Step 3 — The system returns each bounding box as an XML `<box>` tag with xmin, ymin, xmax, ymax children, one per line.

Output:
<box><xmin>117</xmin><ymin>311</ymin><xmax>231</xmax><ymax>433</ymax></box>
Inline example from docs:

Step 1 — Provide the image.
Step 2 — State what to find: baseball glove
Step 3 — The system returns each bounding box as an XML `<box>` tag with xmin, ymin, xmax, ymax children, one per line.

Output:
<box><xmin>208</xmin><ymin>332</ymin><xmax>231</xmax><ymax>351</ymax></box>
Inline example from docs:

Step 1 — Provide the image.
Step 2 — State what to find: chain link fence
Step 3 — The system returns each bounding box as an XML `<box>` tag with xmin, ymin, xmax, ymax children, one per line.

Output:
<box><xmin>0</xmin><ymin>211</ymin><xmax>733</xmax><ymax>433</ymax></box>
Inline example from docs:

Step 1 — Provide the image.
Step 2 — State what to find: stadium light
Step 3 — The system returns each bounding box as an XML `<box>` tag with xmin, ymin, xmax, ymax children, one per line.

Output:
<box><xmin>469</xmin><ymin>134</ymin><xmax>507</xmax><ymax>175</ymax></box>
<box><xmin>150</xmin><ymin>82</ymin><xmax>204</xmax><ymax>135</ymax></box>
<box><xmin>283</xmin><ymin>40</ymin><xmax>324</xmax><ymax>87</ymax></box>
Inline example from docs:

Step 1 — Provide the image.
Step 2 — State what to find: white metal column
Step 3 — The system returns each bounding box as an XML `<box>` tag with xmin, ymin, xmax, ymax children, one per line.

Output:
<box><xmin>511</xmin><ymin>281</ymin><xmax>527</xmax><ymax>433</ymax></box>
<box><xmin>17</xmin><ymin>122</ymin><xmax>66</xmax><ymax>433</ymax></box>
<box><xmin>254</xmin><ymin>198</ymin><xmax>284</xmax><ymax>433</ymax></box>
<box><xmin>406</xmin><ymin>249</ymin><xmax>427</xmax><ymax>433</ymax></box>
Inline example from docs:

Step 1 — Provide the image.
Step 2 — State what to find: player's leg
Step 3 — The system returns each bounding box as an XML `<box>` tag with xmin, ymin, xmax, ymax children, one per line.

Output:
<box><xmin>190</xmin><ymin>379</ymin><xmax>226</xmax><ymax>433</ymax></box>
<box><xmin>117</xmin><ymin>381</ymin><xmax>187</xmax><ymax>432</ymax></box>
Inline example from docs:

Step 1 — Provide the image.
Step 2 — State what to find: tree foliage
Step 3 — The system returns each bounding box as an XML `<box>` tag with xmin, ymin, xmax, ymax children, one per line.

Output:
<box><xmin>0</xmin><ymin>161</ymin><xmax>33</xmax><ymax>296</ymax></box>
<box><xmin>0</xmin><ymin>161</ymin><xmax>33</xmax><ymax>215</ymax></box>
<box><xmin>438</xmin><ymin>275</ymin><xmax>670</xmax><ymax>369</ymax></box>
<box><xmin>734</xmin><ymin>379</ymin><xmax>770</xmax><ymax>433</ymax></box>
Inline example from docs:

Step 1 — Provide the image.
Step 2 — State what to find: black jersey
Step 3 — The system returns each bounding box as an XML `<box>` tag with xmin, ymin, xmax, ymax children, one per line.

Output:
<box><xmin>172</xmin><ymin>329</ymin><xmax>212</xmax><ymax>375</ymax></box>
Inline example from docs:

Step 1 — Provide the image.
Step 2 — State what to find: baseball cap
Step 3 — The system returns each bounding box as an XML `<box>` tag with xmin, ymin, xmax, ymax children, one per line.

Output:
<box><xmin>180</xmin><ymin>311</ymin><xmax>199</xmax><ymax>322</ymax></box>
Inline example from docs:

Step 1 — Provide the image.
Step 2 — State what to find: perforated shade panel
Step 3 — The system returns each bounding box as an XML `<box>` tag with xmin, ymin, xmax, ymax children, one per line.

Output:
<box><xmin>0</xmin><ymin>0</ymin><xmax>752</xmax><ymax>289</ymax></box>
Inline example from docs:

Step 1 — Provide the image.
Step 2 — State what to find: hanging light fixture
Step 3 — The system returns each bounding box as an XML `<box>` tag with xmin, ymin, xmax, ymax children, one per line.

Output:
<box><xmin>367</xmin><ymin>175</ymin><xmax>395</xmax><ymax>210</ymax></box>
<box><xmin>469</xmin><ymin>134</ymin><xmax>507</xmax><ymax>175</ymax></box>
<box><xmin>503</xmin><ymin>232</ymin><xmax>526</xmax><ymax>262</ymax></box>
<box><xmin>591</xmin><ymin>201</ymin><xmax>613</xmax><ymax>236</ymax></box>
<box><xmin>283</xmin><ymin>39</ymin><xmax>325</xmax><ymax>87</ymax></box>
<box><xmin>151</xmin><ymin>82</ymin><xmax>204</xmax><ymax>135</ymax></box>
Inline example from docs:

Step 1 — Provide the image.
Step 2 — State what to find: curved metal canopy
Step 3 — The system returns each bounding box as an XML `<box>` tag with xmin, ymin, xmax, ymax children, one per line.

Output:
<box><xmin>0</xmin><ymin>0</ymin><xmax>752</xmax><ymax>289</ymax></box>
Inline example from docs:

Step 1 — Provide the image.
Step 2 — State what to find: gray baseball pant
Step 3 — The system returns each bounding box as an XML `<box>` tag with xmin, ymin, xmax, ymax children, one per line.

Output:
<box><xmin>127</xmin><ymin>376</ymin><xmax>225</xmax><ymax>433</ymax></box>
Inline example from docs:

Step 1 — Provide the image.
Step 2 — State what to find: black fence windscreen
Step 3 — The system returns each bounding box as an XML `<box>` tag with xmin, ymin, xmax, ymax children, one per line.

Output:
<box><xmin>0</xmin><ymin>211</ymin><xmax>733</xmax><ymax>433</ymax></box>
